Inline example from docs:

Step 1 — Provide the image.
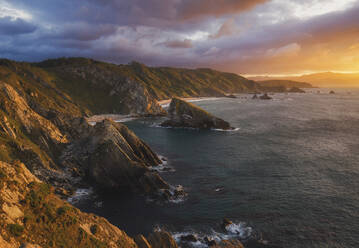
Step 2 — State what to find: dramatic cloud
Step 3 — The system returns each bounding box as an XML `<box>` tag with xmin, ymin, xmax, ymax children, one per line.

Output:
<box><xmin>1</xmin><ymin>0</ymin><xmax>359</xmax><ymax>75</ymax></box>
<box><xmin>0</xmin><ymin>16</ymin><xmax>36</xmax><ymax>35</ymax></box>
<box><xmin>160</xmin><ymin>39</ymin><xmax>193</xmax><ymax>49</ymax></box>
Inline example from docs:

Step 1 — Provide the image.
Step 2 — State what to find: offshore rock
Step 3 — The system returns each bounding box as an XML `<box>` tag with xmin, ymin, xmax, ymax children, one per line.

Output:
<box><xmin>161</xmin><ymin>98</ymin><xmax>233</xmax><ymax>130</ymax></box>
<box><xmin>288</xmin><ymin>87</ymin><xmax>305</xmax><ymax>93</ymax></box>
<box><xmin>259</xmin><ymin>93</ymin><xmax>272</xmax><ymax>100</ymax></box>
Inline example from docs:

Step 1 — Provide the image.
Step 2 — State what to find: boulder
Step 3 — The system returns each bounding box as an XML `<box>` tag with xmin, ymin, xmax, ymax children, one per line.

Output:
<box><xmin>329</xmin><ymin>90</ymin><xmax>335</xmax><ymax>94</ymax></box>
<box><xmin>181</xmin><ymin>234</ymin><xmax>198</xmax><ymax>242</ymax></box>
<box><xmin>259</xmin><ymin>93</ymin><xmax>272</xmax><ymax>100</ymax></box>
<box><xmin>221</xmin><ymin>218</ymin><xmax>233</xmax><ymax>231</ymax></box>
<box><xmin>161</xmin><ymin>98</ymin><xmax>233</xmax><ymax>130</ymax></box>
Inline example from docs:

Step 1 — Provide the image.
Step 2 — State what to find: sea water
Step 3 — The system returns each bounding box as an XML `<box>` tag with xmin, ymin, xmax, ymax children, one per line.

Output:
<box><xmin>74</xmin><ymin>89</ymin><xmax>359</xmax><ymax>248</ymax></box>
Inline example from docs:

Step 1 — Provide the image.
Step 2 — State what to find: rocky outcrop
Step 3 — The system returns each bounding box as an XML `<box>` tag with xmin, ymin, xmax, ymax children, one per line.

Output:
<box><xmin>0</xmin><ymin>82</ymin><xmax>68</xmax><ymax>148</ymax></box>
<box><xmin>50</xmin><ymin>63</ymin><xmax>166</xmax><ymax>116</ymax></box>
<box><xmin>259</xmin><ymin>93</ymin><xmax>272</xmax><ymax>100</ymax></box>
<box><xmin>62</xmin><ymin>119</ymin><xmax>170</xmax><ymax>196</ymax></box>
<box><xmin>147</xmin><ymin>231</ymin><xmax>178</xmax><ymax>248</ymax></box>
<box><xmin>161</xmin><ymin>98</ymin><xmax>233</xmax><ymax>130</ymax></box>
<box><xmin>0</xmin><ymin>161</ymin><xmax>141</xmax><ymax>248</ymax></box>
<box><xmin>288</xmin><ymin>87</ymin><xmax>305</xmax><ymax>93</ymax></box>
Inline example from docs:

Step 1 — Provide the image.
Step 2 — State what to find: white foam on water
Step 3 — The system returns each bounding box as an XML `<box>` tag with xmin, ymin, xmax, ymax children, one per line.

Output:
<box><xmin>212</xmin><ymin>127</ymin><xmax>240</xmax><ymax>132</ymax></box>
<box><xmin>149</xmin><ymin>155</ymin><xmax>176</xmax><ymax>173</ymax></box>
<box><xmin>167</xmin><ymin>221</ymin><xmax>253</xmax><ymax>248</ymax></box>
<box><xmin>114</xmin><ymin>117</ymin><xmax>137</xmax><ymax>123</ymax></box>
<box><xmin>67</xmin><ymin>188</ymin><xmax>94</xmax><ymax>204</ymax></box>
<box><xmin>224</xmin><ymin>222</ymin><xmax>253</xmax><ymax>239</ymax></box>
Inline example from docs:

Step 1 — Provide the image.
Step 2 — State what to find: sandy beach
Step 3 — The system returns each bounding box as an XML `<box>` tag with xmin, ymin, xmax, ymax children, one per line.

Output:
<box><xmin>157</xmin><ymin>97</ymin><xmax>220</xmax><ymax>107</ymax></box>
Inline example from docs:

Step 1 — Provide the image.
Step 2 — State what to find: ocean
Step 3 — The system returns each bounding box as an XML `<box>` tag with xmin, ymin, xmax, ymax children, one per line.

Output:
<box><xmin>73</xmin><ymin>89</ymin><xmax>359</xmax><ymax>248</ymax></box>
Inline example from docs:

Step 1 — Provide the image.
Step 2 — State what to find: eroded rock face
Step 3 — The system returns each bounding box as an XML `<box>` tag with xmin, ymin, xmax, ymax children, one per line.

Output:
<box><xmin>0</xmin><ymin>161</ymin><xmax>139</xmax><ymax>248</ymax></box>
<box><xmin>0</xmin><ymin>82</ymin><xmax>68</xmax><ymax>147</ymax></box>
<box><xmin>161</xmin><ymin>98</ymin><xmax>233</xmax><ymax>130</ymax></box>
<box><xmin>59</xmin><ymin>65</ymin><xmax>166</xmax><ymax>116</ymax></box>
<box><xmin>63</xmin><ymin>119</ymin><xmax>169</xmax><ymax>195</ymax></box>
<box><xmin>147</xmin><ymin>231</ymin><xmax>178</xmax><ymax>248</ymax></box>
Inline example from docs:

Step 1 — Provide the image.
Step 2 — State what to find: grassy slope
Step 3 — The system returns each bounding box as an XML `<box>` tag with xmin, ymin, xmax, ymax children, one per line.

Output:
<box><xmin>37</xmin><ymin>58</ymin><xmax>258</xmax><ymax>103</ymax></box>
<box><xmin>0</xmin><ymin>59</ymin><xmax>85</xmax><ymax>167</ymax></box>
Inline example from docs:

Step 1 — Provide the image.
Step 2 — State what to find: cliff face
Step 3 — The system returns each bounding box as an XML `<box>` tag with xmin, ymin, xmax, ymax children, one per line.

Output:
<box><xmin>0</xmin><ymin>161</ymin><xmax>179</xmax><ymax>248</ymax></box>
<box><xmin>63</xmin><ymin>119</ymin><xmax>169</xmax><ymax>195</ymax></box>
<box><xmin>0</xmin><ymin>58</ymin><xmax>246</xmax><ymax>247</ymax></box>
<box><xmin>0</xmin><ymin>161</ymin><xmax>137</xmax><ymax>248</ymax></box>
<box><xmin>161</xmin><ymin>98</ymin><xmax>233</xmax><ymax>130</ymax></box>
<box><xmin>47</xmin><ymin>63</ymin><xmax>166</xmax><ymax>115</ymax></box>
<box><xmin>0</xmin><ymin>60</ymin><xmax>179</xmax><ymax>247</ymax></box>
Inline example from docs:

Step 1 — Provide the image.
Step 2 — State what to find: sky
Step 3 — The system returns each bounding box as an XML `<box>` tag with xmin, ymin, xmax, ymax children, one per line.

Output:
<box><xmin>0</xmin><ymin>0</ymin><xmax>359</xmax><ymax>76</ymax></box>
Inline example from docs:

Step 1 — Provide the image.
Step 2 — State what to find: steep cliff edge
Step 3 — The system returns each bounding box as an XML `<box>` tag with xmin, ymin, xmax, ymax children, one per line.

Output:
<box><xmin>0</xmin><ymin>161</ymin><xmax>179</xmax><ymax>248</ymax></box>
<box><xmin>0</xmin><ymin>58</ymin><xmax>245</xmax><ymax>247</ymax></box>
<box><xmin>62</xmin><ymin>119</ymin><xmax>170</xmax><ymax>196</ymax></box>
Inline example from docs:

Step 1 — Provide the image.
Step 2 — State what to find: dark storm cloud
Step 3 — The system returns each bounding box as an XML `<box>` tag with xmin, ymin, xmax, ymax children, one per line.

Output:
<box><xmin>1</xmin><ymin>0</ymin><xmax>359</xmax><ymax>74</ymax></box>
<box><xmin>0</xmin><ymin>16</ymin><xmax>36</xmax><ymax>35</ymax></box>
<box><xmin>160</xmin><ymin>39</ymin><xmax>193</xmax><ymax>49</ymax></box>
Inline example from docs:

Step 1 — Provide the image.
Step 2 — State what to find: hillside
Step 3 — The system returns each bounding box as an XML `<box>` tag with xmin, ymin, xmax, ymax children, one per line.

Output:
<box><xmin>256</xmin><ymin>80</ymin><xmax>313</xmax><ymax>88</ymax></box>
<box><xmin>36</xmin><ymin>58</ymin><xmax>258</xmax><ymax>114</ymax></box>
<box><xmin>0</xmin><ymin>58</ymin><xmax>246</xmax><ymax>247</ymax></box>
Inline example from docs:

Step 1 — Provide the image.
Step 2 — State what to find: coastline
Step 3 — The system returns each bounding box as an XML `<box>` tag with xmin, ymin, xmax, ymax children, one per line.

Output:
<box><xmin>158</xmin><ymin>96</ymin><xmax>222</xmax><ymax>107</ymax></box>
<box><xmin>86</xmin><ymin>97</ymin><xmax>223</xmax><ymax>124</ymax></box>
<box><xmin>86</xmin><ymin>114</ymin><xmax>138</xmax><ymax>124</ymax></box>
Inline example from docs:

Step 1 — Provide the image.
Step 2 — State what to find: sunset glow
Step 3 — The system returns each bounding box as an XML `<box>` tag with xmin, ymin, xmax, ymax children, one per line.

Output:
<box><xmin>1</xmin><ymin>0</ymin><xmax>359</xmax><ymax>77</ymax></box>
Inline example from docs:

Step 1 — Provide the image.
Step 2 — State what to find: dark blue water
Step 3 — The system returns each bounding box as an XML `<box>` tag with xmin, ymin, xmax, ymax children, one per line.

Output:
<box><xmin>76</xmin><ymin>89</ymin><xmax>359</xmax><ymax>248</ymax></box>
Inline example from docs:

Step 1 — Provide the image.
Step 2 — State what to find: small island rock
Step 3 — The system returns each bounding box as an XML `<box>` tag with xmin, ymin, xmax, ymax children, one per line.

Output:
<box><xmin>259</xmin><ymin>93</ymin><xmax>272</xmax><ymax>100</ymax></box>
<box><xmin>161</xmin><ymin>98</ymin><xmax>233</xmax><ymax>130</ymax></box>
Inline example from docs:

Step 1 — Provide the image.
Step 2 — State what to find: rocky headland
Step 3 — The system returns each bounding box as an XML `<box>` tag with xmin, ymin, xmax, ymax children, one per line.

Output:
<box><xmin>0</xmin><ymin>58</ymin><xmax>249</xmax><ymax>247</ymax></box>
<box><xmin>161</xmin><ymin>98</ymin><xmax>233</xmax><ymax>130</ymax></box>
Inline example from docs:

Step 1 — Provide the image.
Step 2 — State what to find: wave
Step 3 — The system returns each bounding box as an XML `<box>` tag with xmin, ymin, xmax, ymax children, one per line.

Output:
<box><xmin>149</xmin><ymin>155</ymin><xmax>176</xmax><ymax>173</ymax></box>
<box><xmin>67</xmin><ymin>188</ymin><xmax>94</xmax><ymax>204</ymax></box>
<box><xmin>157</xmin><ymin>221</ymin><xmax>253</xmax><ymax>248</ymax></box>
<box><xmin>212</xmin><ymin>127</ymin><xmax>240</xmax><ymax>132</ymax></box>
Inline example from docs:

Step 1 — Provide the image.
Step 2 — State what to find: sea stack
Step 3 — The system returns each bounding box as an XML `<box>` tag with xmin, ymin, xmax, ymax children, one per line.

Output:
<box><xmin>161</xmin><ymin>98</ymin><xmax>233</xmax><ymax>130</ymax></box>
<box><xmin>259</xmin><ymin>93</ymin><xmax>272</xmax><ymax>100</ymax></box>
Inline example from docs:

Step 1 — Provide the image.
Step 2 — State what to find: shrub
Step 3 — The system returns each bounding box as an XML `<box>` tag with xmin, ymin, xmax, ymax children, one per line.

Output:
<box><xmin>7</xmin><ymin>224</ymin><xmax>24</xmax><ymax>237</ymax></box>
<box><xmin>57</xmin><ymin>205</ymin><xmax>72</xmax><ymax>216</ymax></box>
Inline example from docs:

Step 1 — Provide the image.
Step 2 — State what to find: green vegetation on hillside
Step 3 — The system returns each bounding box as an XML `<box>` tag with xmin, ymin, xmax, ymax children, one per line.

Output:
<box><xmin>37</xmin><ymin>57</ymin><xmax>258</xmax><ymax>102</ymax></box>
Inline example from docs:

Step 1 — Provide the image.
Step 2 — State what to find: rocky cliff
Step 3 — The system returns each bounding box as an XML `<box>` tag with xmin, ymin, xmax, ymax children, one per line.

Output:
<box><xmin>0</xmin><ymin>161</ymin><xmax>178</xmax><ymax>248</ymax></box>
<box><xmin>0</xmin><ymin>58</ymin><xmax>245</xmax><ymax>247</ymax></box>
<box><xmin>62</xmin><ymin>119</ymin><xmax>170</xmax><ymax>196</ymax></box>
<box><xmin>161</xmin><ymin>98</ymin><xmax>233</xmax><ymax>130</ymax></box>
